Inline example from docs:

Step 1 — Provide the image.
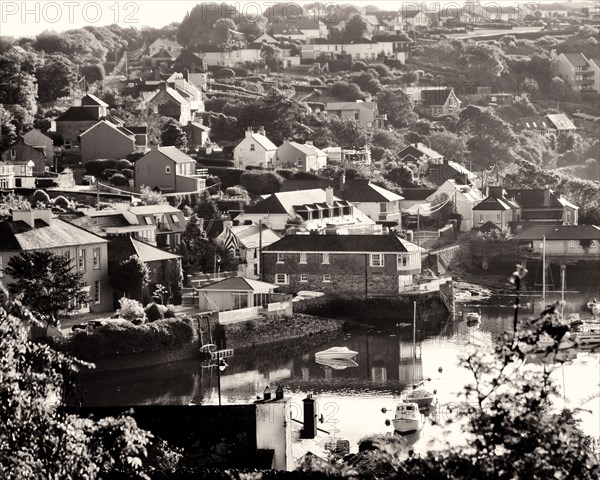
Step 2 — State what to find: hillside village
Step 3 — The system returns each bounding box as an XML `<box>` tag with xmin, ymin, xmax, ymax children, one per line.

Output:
<box><xmin>1</xmin><ymin>1</ymin><xmax>600</xmax><ymax>478</ymax></box>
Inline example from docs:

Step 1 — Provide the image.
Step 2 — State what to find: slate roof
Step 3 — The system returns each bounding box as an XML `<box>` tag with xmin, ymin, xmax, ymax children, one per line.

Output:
<box><xmin>281</xmin><ymin>141</ymin><xmax>325</xmax><ymax>157</ymax></box>
<box><xmin>187</xmin><ymin>121</ymin><xmax>210</xmax><ymax>131</ymax></box>
<box><xmin>263</xmin><ymin>234</ymin><xmax>423</xmax><ymax>253</ymax></box>
<box><xmin>243</xmin><ymin>189</ymin><xmax>341</xmax><ymax>216</ymax></box>
<box><xmin>125</xmin><ymin>126</ymin><xmax>148</xmax><ymax>134</ymax></box>
<box><xmin>400</xmin><ymin>188</ymin><xmax>436</xmax><ymax>200</ymax></box>
<box><xmin>399</xmin><ymin>143</ymin><xmax>443</xmax><ymax>160</ymax></box>
<box><xmin>63</xmin><ymin>212</ymin><xmax>130</xmax><ymax>235</ymax></box>
<box><xmin>280</xmin><ymin>180</ymin><xmax>402</xmax><ymax>202</ymax></box>
<box><xmin>81</xmin><ymin>93</ymin><xmax>109</xmax><ymax>107</ymax></box>
<box><xmin>0</xmin><ymin>217</ymin><xmax>108</xmax><ymax>251</ymax></box>
<box><xmin>448</xmin><ymin>161</ymin><xmax>477</xmax><ymax>182</ymax></box>
<box><xmin>230</xmin><ymin>224</ymin><xmax>280</xmax><ymax>248</ymax></box>
<box><xmin>505</xmin><ymin>189</ymin><xmax>564</xmax><ymax>209</ymax></box>
<box><xmin>127</xmin><ymin>204</ymin><xmax>184</xmax><ymax>215</ymax></box>
<box><xmin>240</xmin><ymin>133</ymin><xmax>277</xmax><ymax>151</ymax></box>
<box><xmin>561</xmin><ymin>52</ymin><xmax>589</xmax><ymax>67</ymax></box>
<box><xmin>513</xmin><ymin>225</ymin><xmax>600</xmax><ymax>241</ymax></box>
<box><xmin>473</xmin><ymin>196</ymin><xmax>516</xmax><ymax>211</ymax></box>
<box><xmin>108</xmin><ymin>236</ymin><xmax>180</xmax><ymax>264</ymax></box>
<box><xmin>517</xmin><ymin>117</ymin><xmax>550</xmax><ymax>129</ymax></box>
<box><xmin>146</xmin><ymin>146</ymin><xmax>195</xmax><ymax>164</ymax></box>
<box><xmin>272</xmin><ymin>23</ymin><xmax>304</xmax><ymax>35</ymax></box>
<box><xmin>478</xmin><ymin>221</ymin><xmax>503</xmax><ymax>233</ymax></box>
<box><xmin>422</xmin><ymin>89</ymin><xmax>454</xmax><ymax>106</ymax></box>
<box><xmin>197</xmin><ymin>276</ymin><xmax>279</xmax><ymax>291</ymax></box>
<box><xmin>55</xmin><ymin>107</ymin><xmax>98</xmax><ymax>122</ymax></box>
<box><xmin>545</xmin><ymin>114</ymin><xmax>577</xmax><ymax>131</ymax></box>
<box><xmin>79</xmin><ymin>120</ymin><xmax>134</xmax><ymax>139</ymax></box>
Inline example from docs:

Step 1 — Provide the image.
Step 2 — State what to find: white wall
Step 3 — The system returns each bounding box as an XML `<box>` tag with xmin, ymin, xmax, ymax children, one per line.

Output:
<box><xmin>255</xmin><ymin>399</ymin><xmax>293</xmax><ymax>471</ymax></box>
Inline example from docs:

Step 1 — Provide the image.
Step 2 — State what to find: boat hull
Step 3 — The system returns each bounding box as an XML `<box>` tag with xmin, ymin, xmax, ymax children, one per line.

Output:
<box><xmin>392</xmin><ymin>417</ymin><xmax>423</xmax><ymax>433</ymax></box>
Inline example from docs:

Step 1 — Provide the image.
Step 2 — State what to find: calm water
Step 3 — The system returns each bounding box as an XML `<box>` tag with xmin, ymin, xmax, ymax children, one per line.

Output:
<box><xmin>74</xmin><ymin>293</ymin><xmax>600</xmax><ymax>453</ymax></box>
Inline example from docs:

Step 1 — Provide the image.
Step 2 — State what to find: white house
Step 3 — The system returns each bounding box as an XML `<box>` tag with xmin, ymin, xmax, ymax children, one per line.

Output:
<box><xmin>276</xmin><ymin>140</ymin><xmax>327</xmax><ymax>172</ymax></box>
<box><xmin>148</xmin><ymin>37</ymin><xmax>183</xmax><ymax>57</ymax></box>
<box><xmin>233</xmin><ymin>127</ymin><xmax>277</xmax><ymax>170</ymax></box>
<box><xmin>426</xmin><ymin>180</ymin><xmax>485</xmax><ymax>231</ymax></box>
<box><xmin>473</xmin><ymin>186</ymin><xmax>521</xmax><ymax>230</ymax></box>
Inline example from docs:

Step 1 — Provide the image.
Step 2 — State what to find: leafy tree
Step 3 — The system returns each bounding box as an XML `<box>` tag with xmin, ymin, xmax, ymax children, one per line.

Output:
<box><xmin>260</xmin><ymin>44</ymin><xmax>282</xmax><ymax>70</ymax></box>
<box><xmin>0</xmin><ymin>192</ymin><xmax>31</xmax><ymax>218</ymax></box>
<box><xmin>326</xmin><ymin>116</ymin><xmax>368</xmax><ymax>150</ymax></box>
<box><xmin>237</xmin><ymin>15</ymin><xmax>268</xmax><ymax>41</ymax></box>
<box><xmin>32</xmin><ymin>189</ymin><xmax>51</xmax><ymax>207</ymax></box>
<box><xmin>35</xmin><ymin>54</ymin><xmax>78</xmax><ymax>103</ymax></box>
<box><xmin>117</xmin><ymin>297</ymin><xmax>146</xmax><ymax>323</ymax></box>
<box><xmin>111</xmin><ymin>255</ymin><xmax>150</xmax><ymax>301</ymax></box>
<box><xmin>81</xmin><ymin>64</ymin><xmax>105</xmax><ymax>84</ymax></box>
<box><xmin>349</xmin><ymin>72</ymin><xmax>383</xmax><ymax>95</ymax></box>
<box><xmin>161</xmin><ymin>121</ymin><xmax>187</xmax><ymax>150</ymax></box>
<box><xmin>326</xmin><ymin>81</ymin><xmax>366</xmax><ymax>101</ymax></box>
<box><xmin>343</xmin><ymin>14</ymin><xmax>369</xmax><ymax>41</ymax></box>
<box><xmin>193</xmin><ymin>191</ymin><xmax>219</xmax><ymax>226</ymax></box>
<box><xmin>213</xmin><ymin>18</ymin><xmax>238</xmax><ymax>47</ymax></box>
<box><xmin>3</xmin><ymin>250</ymin><xmax>87</xmax><ymax>325</ymax></box>
<box><xmin>427</xmin><ymin>130</ymin><xmax>469</xmax><ymax>163</ymax></box>
<box><xmin>459</xmin><ymin>42</ymin><xmax>507</xmax><ymax>84</ymax></box>
<box><xmin>0</xmin><ymin>105</ymin><xmax>16</xmax><ymax>148</ymax></box>
<box><xmin>376</xmin><ymin>88</ymin><xmax>416</xmax><ymax>129</ymax></box>
<box><xmin>0</xmin><ymin>49</ymin><xmax>38</xmax><ymax>116</ymax></box>
<box><xmin>140</xmin><ymin>185</ymin><xmax>167</xmax><ymax>205</ymax></box>
<box><xmin>240</xmin><ymin>171</ymin><xmax>283</xmax><ymax>195</ymax></box>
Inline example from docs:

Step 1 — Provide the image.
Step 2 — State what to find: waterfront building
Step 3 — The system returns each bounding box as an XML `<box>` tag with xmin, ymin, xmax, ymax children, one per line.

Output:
<box><xmin>513</xmin><ymin>224</ymin><xmax>600</xmax><ymax>258</ymax></box>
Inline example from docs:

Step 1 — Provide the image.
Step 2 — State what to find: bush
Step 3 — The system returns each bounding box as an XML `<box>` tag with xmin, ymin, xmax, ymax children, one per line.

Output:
<box><xmin>115</xmin><ymin>159</ymin><xmax>133</xmax><ymax>170</ymax></box>
<box><xmin>196</xmin><ymin>157</ymin><xmax>235</xmax><ymax>168</ymax></box>
<box><xmin>110</xmin><ymin>173</ymin><xmax>129</xmax><ymax>186</ymax></box>
<box><xmin>275</xmin><ymin>169</ymin><xmax>294</xmax><ymax>179</ymax></box>
<box><xmin>85</xmin><ymin>159</ymin><xmax>117</xmax><ymax>176</ymax></box>
<box><xmin>127</xmin><ymin>152</ymin><xmax>145</xmax><ymax>163</ymax></box>
<box><xmin>53</xmin><ymin>196</ymin><xmax>71</xmax><ymax>209</ymax></box>
<box><xmin>207</xmin><ymin>167</ymin><xmax>243</xmax><ymax>188</ymax></box>
<box><xmin>225</xmin><ymin>186</ymin><xmax>247</xmax><ymax>196</ymax></box>
<box><xmin>164</xmin><ymin>305</ymin><xmax>176</xmax><ymax>318</ymax></box>
<box><xmin>217</xmin><ymin>198</ymin><xmax>249</xmax><ymax>213</ymax></box>
<box><xmin>293</xmin><ymin>171</ymin><xmax>320</xmax><ymax>180</ymax></box>
<box><xmin>32</xmin><ymin>189</ymin><xmax>50</xmax><ymax>206</ymax></box>
<box><xmin>144</xmin><ymin>302</ymin><xmax>167</xmax><ymax>322</ymax></box>
<box><xmin>371</xmin><ymin>64</ymin><xmax>391</xmax><ymax>77</ymax></box>
<box><xmin>240</xmin><ymin>171</ymin><xmax>284</xmax><ymax>195</ymax></box>
<box><xmin>351</xmin><ymin>61</ymin><xmax>368</xmax><ymax>72</ymax></box>
<box><xmin>117</xmin><ymin>297</ymin><xmax>146</xmax><ymax>323</ymax></box>
<box><xmin>215</xmin><ymin>68</ymin><xmax>235</xmax><ymax>78</ymax></box>
<box><xmin>102</xmin><ymin>168</ymin><xmax>119</xmax><ymax>179</ymax></box>
<box><xmin>232</xmin><ymin>67</ymin><xmax>248</xmax><ymax>77</ymax></box>
<box><xmin>121</xmin><ymin>168</ymin><xmax>134</xmax><ymax>179</ymax></box>
<box><xmin>51</xmin><ymin>318</ymin><xmax>196</xmax><ymax>359</ymax></box>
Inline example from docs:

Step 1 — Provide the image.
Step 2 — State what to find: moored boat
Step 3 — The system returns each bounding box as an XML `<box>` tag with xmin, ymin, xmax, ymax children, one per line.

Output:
<box><xmin>315</xmin><ymin>347</ymin><xmax>358</xmax><ymax>360</ymax></box>
<box><xmin>392</xmin><ymin>402</ymin><xmax>423</xmax><ymax>433</ymax></box>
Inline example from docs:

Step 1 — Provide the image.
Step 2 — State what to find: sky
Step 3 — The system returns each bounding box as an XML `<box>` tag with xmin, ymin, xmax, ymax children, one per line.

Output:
<box><xmin>0</xmin><ymin>1</ymin><xmax>591</xmax><ymax>38</ymax></box>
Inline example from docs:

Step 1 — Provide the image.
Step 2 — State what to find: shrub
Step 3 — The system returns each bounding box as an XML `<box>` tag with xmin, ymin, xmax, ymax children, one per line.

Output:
<box><xmin>206</xmin><ymin>167</ymin><xmax>243</xmax><ymax>188</ymax></box>
<box><xmin>351</xmin><ymin>61</ymin><xmax>368</xmax><ymax>72</ymax></box>
<box><xmin>85</xmin><ymin>159</ymin><xmax>117</xmax><ymax>176</ymax></box>
<box><xmin>32</xmin><ymin>189</ymin><xmax>50</xmax><ymax>206</ymax></box>
<box><xmin>215</xmin><ymin>68</ymin><xmax>235</xmax><ymax>78</ymax></box>
<box><xmin>371</xmin><ymin>64</ymin><xmax>391</xmax><ymax>77</ymax></box>
<box><xmin>217</xmin><ymin>198</ymin><xmax>249</xmax><ymax>213</ymax></box>
<box><xmin>127</xmin><ymin>152</ymin><xmax>145</xmax><ymax>163</ymax></box>
<box><xmin>53</xmin><ymin>196</ymin><xmax>71</xmax><ymax>209</ymax></box>
<box><xmin>196</xmin><ymin>157</ymin><xmax>235</xmax><ymax>168</ymax></box>
<box><xmin>121</xmin><ymin>168</ymin><xmax>134</xmax><ymax>179</ymax></box>
<box><xmin>164</xmin><ymin>305</ymin><xmax>176</xmax><ymax>318</ymax></box>
<box><xmin>110</xmin><ymin>173</ymin><xmax>129</xmax><ymax>186</ymax></box>
<box><xmin>309</xmin><ymin>78</ymin><xmax>324</xmax><ymax>86</ymax></box>
<box><xmin>115</xmin><ymin>159</ymin><xmax>133</xmax><ymax>170</ymax></box>
<box><xmin>102</xmin><ymin>168</ymin><xmax>119</xmax><ymax>179</ymax></box>
<box><xmin>225</xmin><ymin>186</ymin><xmax>247</xmax><ymax>197</ymax></box>
<box><xmin>240</xmin><ymin>171</ymin><xmax>284</xmax><ymax>195</ymax></box>
<box><xmin>144</xmin><ymin>302</ymin><xmax>167</xmax><ymax>322</ymax></box>
<box><xmin>117</xmin><ymin>297</ymin><xmax>146</xmax><ymax>323</ymax></box>
<box><xmin>293</xmin><ymin>171</ymin><xmax>320</xmax><ymax>180</ymax></box>
<box><xmin>232</xmin><ymin>67</ymin><xmax>248</xmax><ymax>77</ymax></box>
<box><xmin>276</xmin><ymin>169</ymin><xmax>294</xmax><ymax>179</ymax></box>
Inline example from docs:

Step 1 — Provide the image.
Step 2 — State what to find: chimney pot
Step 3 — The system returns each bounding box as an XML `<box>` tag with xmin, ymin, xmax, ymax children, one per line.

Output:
<box><xmin>263</xmin><ymin>386</ymin><xmax>271</xmax><ymax>400</ymax></box>
<box><xmin>325</xmin><ymin>186</ymin><xmax>334</xmax><ymax>205</ymax></box>
<box><xmin>275</xmin><ymin>385</ymin><xmax>284</xmax><ymax>400</ymax></box>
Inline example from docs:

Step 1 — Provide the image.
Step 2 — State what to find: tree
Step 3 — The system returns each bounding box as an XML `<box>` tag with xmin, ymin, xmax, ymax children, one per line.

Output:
<box><xmin>326</xmin><ymin>116</ymin><xmax>368</xmax><ymax>150</ymax></box>
<box><xmin>0</xmin><ymin>287</ymin><xmax>154</xmax><ymax>479</ymax></box>
<box><xmin>213</xmin><ymin>18</ymin><xmax>238</xmax><ymax>47</ymax></box>
<box><xmin>459</xmin><ymin>42</ymin><xmax>507</xmax><ymax>84</ymax></box>
<box><xmin>193</xmin><ymin>191</ymin><xmax>219</xmax><ymax>226</ymax></box>
<box><xmin>0</xmin><ymin>104</ymin><xmax>16</xmax><ymax>148</ymax></box>
<box><xmin>111</xmin><ymin>255</ymin><xmax>150</xmax><ymax>301</ymax></box>
<box><xmin>376</xmin><ymin>88</ymin><xmax>416</xmax><ymax>129</ymax></box>
<box><xmin>260</xmin><ymin>44</ymin><xmax>282</xmax><ymax>70</ymax></box>
<box><xmin>0</xmin><ymin>192</ymin><xmax>31</xmax><ymax>218</ymax></box>
<box><xmin>160</xmin><ymin>121</ymin><xmax>187</xmax><ymax>149</ymax></box>
<box><xmin>140</xmin><ymin>185</ymin><xmax>167</xmax><ymax>205</ymax></box>
<box><xmin>349</xmin><ymin>72</ymin><xmax>383</xmax><ymax>95</ymax></box>
<box><xmin>3</xmin><ymin>250</ymin><xmax>87</xmax><ymax>325</ymax></box>
<box><xmin>326</xmin><ymin>81</ymin><xmax>366</xmax><ymax>101</ymax></box>
<box><xmin>343</xmin><ymin>14</ymin><xmax>369</xmax><ymax>42</ymax></box>
<box><xmin>426</xmin><ymin>130</ymin><xmax>469</xmax><ymax>163</ymax></box>
<box><xmin>240</xmin><ymin>171</ymin><xmax>284</xmax><ymax>195</ymax></box>
<box><xmin>35</xmin><ymin>54</ymin><xmax>78</xmax><ymax>103</ymax></box>
<box><xmin>81</xmin><ymin>63</ymin><xmax>105</xmax><ymax>84</ymax></box>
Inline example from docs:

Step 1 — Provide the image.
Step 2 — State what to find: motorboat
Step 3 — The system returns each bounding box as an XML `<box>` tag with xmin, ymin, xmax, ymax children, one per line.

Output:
<box><xmin>587</xmin><ymin>299</ymin><xmax>600</xmax><ymax>316</ymax></box>
<box><xmin>315</xmin><ymin>357</ymin><xmax>358</xmax><ymax>370</ymax></box>
<box><xmin>466</xmin><ymin>311</ymin><xmax>481</xmax><ymax>323</ymax></box>
<box><xmin>406</xmin><ymin>388</ymin><xmax>435</xmax><ymax>408</ymax></box>
<box><xmin>392</xmin><ymin>401</ymin><xmax>423</xmax><ymax>433</ymax></box>
<box><xmin>573</xmin><ymin>321</ymin><xmax>600</xmax><ymax>346</ymax></box>
<box><xmin>315</xmin><ymin>347</ymin><xmax>358</xmax><ymax>360</ymax></box>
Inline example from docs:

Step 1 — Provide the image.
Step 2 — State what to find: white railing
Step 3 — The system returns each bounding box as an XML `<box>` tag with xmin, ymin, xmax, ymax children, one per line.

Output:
<box><xmin>218</xmin><ymin>306</ymin><xmax>261</xmax><ymax>324</ymax></box>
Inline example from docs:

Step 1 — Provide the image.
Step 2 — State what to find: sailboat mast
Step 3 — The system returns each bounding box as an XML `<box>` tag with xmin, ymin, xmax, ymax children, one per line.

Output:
<box><xmin>412</xmin><ymin>301</ymin><xmax>416</xmax><ymax>383</ymax></box>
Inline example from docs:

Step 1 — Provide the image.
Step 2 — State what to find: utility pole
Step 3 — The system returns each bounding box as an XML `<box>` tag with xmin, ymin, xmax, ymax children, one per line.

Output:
<box><xmin>258</xmin><ymin>219</ymin><xmax>263</xmax><ymax>281</ymax></box>
<box><xmin>542</xmin><ymin>235</ymin><xmax>546</xmax><ymax>302</ymax></box>
<box><xmin>416</xmin><ymin>208</ymin><xmax>420</xmax><ymax>247</ymax></box>
<box><xmin>561</xmin><ymin>264</ymin><xmax>566</xmax><ymax>318</ymax></box>
<box><xmin>96</xmin><ymin>180</ymin><xmax>100</xmax><ymax>210</ymax></box>
<box><xmin>364</xmin><ymin>254</ymin><xmax>368</xmax><ymax>299</ymax></box>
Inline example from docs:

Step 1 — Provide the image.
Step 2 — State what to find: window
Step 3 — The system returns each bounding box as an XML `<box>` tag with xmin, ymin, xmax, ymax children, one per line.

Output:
<box><xmin>370</xmin><ymin>253</ymin><xmax>384</xmax><ymax>267</ymax></box>
<box><xmin>496</xmin><ymin>213</ymin><xmax>501</xmax><ymax>222</ymax></box>
<box><xmin>10</xmin><ymin>149</ymin><xmax>15</xmax><ymax>159</ymax></box>
<box><xmin>64</xmin><ymin>140</ymin><xmax>71</xmax><ymax>149</ymax></box>
<box><xmin>323</xmin><ymin>274</ymin><xmax>331</xmax><ymax>283</ymax></box>
<box><xmin>277</xmin><ymin>252</ymin><xmax>285</xmax><ymax>263</ymax></box>
<box><xmin>144</xmin><ymin>216</ymin><xmax>153</xmax><ymax>225</ymax></box>
<box><xmin>94</xmin><ymin>280</ymin><xmax>101</xmax><ymax>304</ymax></box>
<box><xmin>93</xmin><ymin>247</ymin><xmax>101</xmax><ymax>269</ymax></box>
<box><xmin>300</xmin><ymin>274</ymin><xmax>308</xmax><ymax>282</ymax></box>
<box><xmin>380</xmin><ymin>202</ymin><xmax>388</xmax><ymax>213</ymax></box>
<box><xmin>591</xmin><ymin>241</ymin><xmax>597</xmax><ymax>248</ymax></box>
<box><xmin>322</xmin><ymin>252</ymin><xmax>330</xmax><ymax>264</ymax></box>
<box><xmin>250</xmin><ymin>144</ymin><xmax>255</xmax><ymax>151</ymax></box>
<box><xmin>0</xmin><ymin>256</ymin><xmax>2</xmax><ymax>278</ymax></box>
<box><xmin>275</xmin><ymin>273</ymin><xmax>288</xmax><ymax>284</ymax></box>
<box><xmin>64</xmin><ymin>250</ymin><xmax>70</xmax><ymax>265</ymax></box>
<box><xmin>165</xmin><ymin>165</ymin><xmax>171</xmax><ymax>174</ymax></box>
<box><xmin>398</xmin><ymin>255</ymin><xmax>408</xmax><ymax>267</ymax></box>
<box><xmin>78</xmin><ymin>249</ymin><xmax>86</xmax><ymax>271</ymax></box>
<box><xmin>479</xmin><ymin>214</ymin><xmax>484</xmax><ymax>224</ymax></box>
<box><xmin>174</xmin><ymin>233</ymin><xmax>181</xmax><ymax>245</ymax></box>
<box><xmin>299</xmin><ymin>252</ymin><xmax>307</xmax><ymax>264</ymax></box>
<box><xmin>171</xmin><ymin>214</ymin><xmax>180</xmax><ymax>223</ymax></box>
<box><xmin>566</xmin><ymin>211</ymin><xmax>571</xmax><ymax>224</ymax></box>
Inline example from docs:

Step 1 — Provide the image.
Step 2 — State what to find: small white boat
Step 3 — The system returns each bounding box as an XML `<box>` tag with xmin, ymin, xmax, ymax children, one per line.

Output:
<box><xmin>574</xmin><ymin>321</ymin><xmax>600</xmax><ymax>346</ymax></box>
<box><xmin>466</xmin><ymin>312</ymin><xmax>481</xmax><ymax>322</ymax></box>
<box><xmin>315</xmin><ymin>357</ymin><xmax>358</xmax><ymax>370</ymax></box>
<box><xmin>315</xmin><ymin>347</ymin><xmax>358</xmax><ymax>360</ymax></box>
<box><xmin>392</xmin><ymin>402</ymin><xmax>423</xmax><ymax>433</ymax></box>
<box><xmin>406</xmin><ymin>388</ymin><xmax>435</xmax><ymax>407</ymax></box>
<box><xmin>587</xmin><ymin>299</ymin><xmax>600</xmax><ymax>316</ymax></box>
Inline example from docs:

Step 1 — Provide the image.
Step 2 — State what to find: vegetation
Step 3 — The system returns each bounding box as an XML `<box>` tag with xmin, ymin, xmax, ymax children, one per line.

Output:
<box><xmin>110</xmin><ymin>255</ymin><xmax>150</xmax><ymax>301</ymax></box>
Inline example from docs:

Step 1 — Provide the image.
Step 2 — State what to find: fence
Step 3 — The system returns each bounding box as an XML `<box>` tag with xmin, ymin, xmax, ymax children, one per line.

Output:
<box><xmin>217</xmin><ymin>300</ymin><xmax>292</xmax><ymax>325</ymax></box>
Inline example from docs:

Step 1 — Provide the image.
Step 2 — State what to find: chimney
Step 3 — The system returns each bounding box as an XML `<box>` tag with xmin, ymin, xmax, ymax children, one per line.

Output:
<box><xmin>184</xmin><ymin>68</ymin><xmax>189</xmax><ymax>81</ymax></box>
<box><xmin>263</xmin><ymin>386</ymin><xmax>271</xmax><ymax>401</ymax></box>
<box><xmin>339</xmin><ymin>173</ymin><xmax>346</xmax><ymax>192</ymax></box>
<box><xmin>150</xmin><ymin>143</ymin><xmax>159</xmax><ymax>151</ymax></box>
<box><xmin>301</xmin><ymin>394</ymin><xmax>317</xmax><ymax>439</ymax></box>
<box><xmin>159</xmin><ymin>81</ymin><xmax>167</xmax><ymax>91</ymax></box>
<box><xmin>275</xmin><ymin>385</ymin><xmax>284</xmax><ymax>400</ymax></box>
<box><xmin>543</xmin><ymin>188</ymin><xmax>551</xmax><ymax>206</ymax></box>
<box><xmin>245</xmin><ymin>126</ymin><xmax>254</xmax><ymax>138</ymax></box>
<box><xmin>325</xmin><ymin>186</ymin><xmax>334</xmax><ymax>205</ymax></box>
<box><xmin>12</xmin><ymin>209</ymin><xmax>52</xmax><ymax>228</ymax></box>
<box><xmin>488</xmin><ymin>186</ymin><xmax>504</xmax><ymax>198</ymax></box>
<box><xmin>258</xmin><ymin>126</ymin><xmax>266</xmax><ymax>136</ymax></box>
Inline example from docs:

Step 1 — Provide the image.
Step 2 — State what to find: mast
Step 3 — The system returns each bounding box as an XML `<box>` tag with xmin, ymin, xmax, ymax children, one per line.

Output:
<box><xmin>561</xmin><ymin>264</ymin><xmax>566</xmax><ymax>318</ymax></box>
<box><xmin>412</xmin><ymin>301</ymin><xmax>416</xmax><ymax>384</ymax></box>
<box><xmin>542</xmin><ymin>235</ymin><xmax>546</xmax><ymax>302</ymax></box>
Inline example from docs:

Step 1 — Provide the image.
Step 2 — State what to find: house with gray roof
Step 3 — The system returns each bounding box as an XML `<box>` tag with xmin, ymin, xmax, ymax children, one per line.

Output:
<box><xmin>233</xmin><ymin>127</ymin><xmax>277</xmax><ymax>170</ymax></box>
<box><xmin>552</xmin><ymin>52</ymin><xmax>599</xmax><ymax>92</ymax></box>
<box><xmin>276</xmin><ymin>140</ymin><xmax>327</xmax><ymax>172</ymax></box>
<box><xmin>513</xmin><ymin>225</ymin><xmax>600</xmax><ymax>258</ymax></box>
<box><xmin>473</xmin><ymin>186</ymin><xmax>521</xmax><ymax>230</ymax></box>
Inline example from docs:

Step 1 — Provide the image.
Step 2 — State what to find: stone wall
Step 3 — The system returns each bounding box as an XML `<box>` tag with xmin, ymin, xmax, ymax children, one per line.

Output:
<box><xmin>220</xmin><ymin>314</ymin><xmax>343</xmax><ymax>350</ymax></box>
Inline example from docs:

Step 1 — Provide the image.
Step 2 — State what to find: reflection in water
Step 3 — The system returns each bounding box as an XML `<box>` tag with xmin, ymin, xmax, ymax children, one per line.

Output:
<box><xmin>74</xmin><ymin>293</ymin><xmax>600</xmax><ymax>451</ymax></box>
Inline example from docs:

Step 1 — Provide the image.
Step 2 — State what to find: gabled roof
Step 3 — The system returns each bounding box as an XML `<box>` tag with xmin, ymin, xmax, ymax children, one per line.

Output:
<box><xmin>272</xmin><ymin>23</ymin><xmax>304</xmax><ymax>35</ymax></box>
<box><xmin>339</xmin><ymin>179</ymin><xmax>403</xmax><ymax>202</ymax></box>
<box><xmin>79</xmin><ymin>120</ymin><xmax>134</xmax><ymax>139</ymax></box>
<box><xmin>151</xmin><ymin>48</ymin><xmax>177</xmax><ymax>59</ymax></box>
<box><xmin>197</xmin><ymin>276</ymin><xmax>279</xmax><ymax>292</ymax></box>
<box><xmin>473</xmin><ymin>196</ymin><xmax>515</xmax><ymax>211</ymax></box>
<box><xmin>55</xmin><ymin>107</ymin><xmax>98</xmax><ymax>122</ymax></box>
<box><xmin>422</xmin><ymin>88</ymin><xmax>455</xmax><ymax>107</ymax></box>
<box><xmin>399</xmin><ymin>143</ymin><xmax>443</xmax><ymax>160</ymax></box>
<box><xmin>263</xmin><ymin>234</ymin><xmax>423</xmax><ymax>253</ymax></box>
<box><xmin>280</xmin><ymin>141</ymin><xmax>325</xmax><ymax>157</ymax></box>
<box><xmin>505</xmin><ymin>189</ymin><xmax>564</xmax><ymax>209</ymax></box>
<box><xmin>230</xmin><ymin>224</ymin><xmax>280</xmax><ymax>248</ymax></box>
<box><xmin>81</xmin><ymin>93</ymin><xmax>109</xmax><ymax>107</ymax></box>
<box><xmin>147</xmin><ymin>85</ymin><xmax>189</xmax><ymax>106</ymax></box>
<box><xmin>0</xmin><ymin>216</ymin><xmax>108</xmax><ymax>251</ymax></box>
<box><xmin>479</xmin><ymin>221</ymin><xmax>503</xmax><ymax>233</ymax></box>
<box><xmin>141</xmin><ymin>146</ymin><xmax>195</xmax><ymax>165</ymax></box>
<box><xmin>126</xmin><ymin>204</ymin><xmax>184</xmax><ymax>215</ymax></box>
<box><xmin>517</xmin><ymin>117</ymin><xmax>550</xmax><ymax>129</ymax></box>
<box><xmin>545</xmin><ymin>114</ymin><xmax>577</xmax><ymax>131</ymax></box>
<box><xmin>400</xmin><ymin>188</ymin><xmax>437</xmax><ymax>201</ymax></box>
<box><xmin>238</xmin><ymin>133</ymin><xmax>277</xmax><ymax>151</ymax></box>
<box><xmin>243</xmin><ymin>189</ymin><xmax>337</xmax><ymax>217</ymax></box>
<box><xmin>560</xmin><ymin>52</ymin><xmax>589</xmax><ymax>67</ymax></box>
<box><xmin>150</xmin><ymin>37</ymin><xmax>182</xmax><ymax>49</ymax></box>
<box><xmin>448</xmin><ymin>161</ymin><xmax>477</xmax><ymax>182</ymax></box>
<box><xmin>108</xmin><ymin>236</ymin><xmax>179</xmax><ymax>264</ymax></box>
<box><xmin>572</xmin><ymin>112</ymin><xmax>600</xmax><ymax>121</ymax></box>
<box><xmin>513</xmin><ymin>225</ymin><xmax>600</xmax><ymax>241</ymax></box>
<box><xmin>186</xmin><ymin>121</ymin><xmax>210</xmax><ymax>131</ymax></box>
<box><xmin>62</xmin><ymin>212</ymin><xmax>130</xmax><ymax>235</ymax></box>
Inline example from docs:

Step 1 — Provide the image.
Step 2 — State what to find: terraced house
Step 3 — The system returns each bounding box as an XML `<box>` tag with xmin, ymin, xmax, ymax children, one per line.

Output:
<box><xmin>262</xmin><ymin>234</ymin><xmax>424</xmax><ymax>296</ymax></box>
